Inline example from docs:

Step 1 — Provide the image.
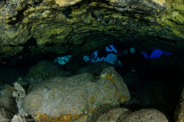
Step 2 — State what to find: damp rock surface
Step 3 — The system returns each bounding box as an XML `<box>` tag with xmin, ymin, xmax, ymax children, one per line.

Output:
<box><xmin>0</xmin><ymin>0</ymin><xmax>184</xmax><ymax>64</ymax></box>
<box><xmin>26</xmin><ymin>60</ymin><xmax>71</xmax><ymax>81</ymax></box>
<box><xmin>96</xmin><ymin>107</ymin><xmax>131</xmax><ymax>122</ymax></box>
<box><xmin>97</xmin><ymin>108</ymin><xmax>169</xmax><ymax>122</ymax></box>
<box><xmin>0</xmin><ymin>96</ymin><xmax>17</xmax><ymax>122</ymax></box>
<box><xmin>22</xmin><ymin>67</ymin><xmax>130</xmax><ymax>121</ymax></box>
<box><xmin>123</xmin><ymin>109</ymin><xmax>169</xmax><ymax>122</ymax></box>
<box><xmin>11</xmin><ymin>114</ymin><xmax>27</xmax><ymax>122</ymax></box>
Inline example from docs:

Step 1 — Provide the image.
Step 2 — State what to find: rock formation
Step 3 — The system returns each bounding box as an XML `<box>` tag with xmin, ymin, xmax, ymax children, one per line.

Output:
<box><xmin>0</xmin><ymin>0</ymin><xmax>184</xmax><ymax>65</ymax></box>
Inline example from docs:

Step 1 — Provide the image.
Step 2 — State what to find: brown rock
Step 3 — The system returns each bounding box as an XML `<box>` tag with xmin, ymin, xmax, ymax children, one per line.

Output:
<box><xmin>97</xmin><ymin>108</ymin><xmax>131</xmax><ymax>122</ymax></box>
<box><xmin>22</xmin><ymin>67</ymin><xmax>131</xmax><ymax>122</ymax></box>
<box><xmin>175</xmin><ymin>88</ymin><xmax>184</xmax><ymax>122</ymax></box>
<box><xmin>124</xmin><ymin>109</ymin><xmax>168</xmax><ymax>122</ymax></box>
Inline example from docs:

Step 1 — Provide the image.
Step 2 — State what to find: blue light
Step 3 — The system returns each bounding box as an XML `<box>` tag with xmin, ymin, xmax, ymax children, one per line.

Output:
<box><xmin>105</xmin><ymin>45</ymin><xmax>118</xmax><ymax>53</ymax></box>
<box><xmin>141</xmin><ymin>49</ymin><xmax>172</xmax><ymax>60</ymax></box>
<box><xmin>83</xmin><ymin>45</ymin><xmax>121</xmax><ymax>66</ymax></box>
<box><xmin>54</xmin><ymin>55</ymin><xmax>72</xmax><ymax>65</ymax></box>
<box><xmin>149</xmin><ymin>49</ymin><xmax>163</xmax><ymax>59</ymax></box>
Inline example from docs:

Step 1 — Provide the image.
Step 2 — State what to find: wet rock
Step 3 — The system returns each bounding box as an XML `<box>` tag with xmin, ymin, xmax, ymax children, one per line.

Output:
<box><xmin>124</xmin><ymin>109</ymin><xmax>168</xmax><ymax>122</ymax></box>
<box><xmin>26</xmin><ymin>60</ymin><xmax>71</xmax><ymax>82</ymax></box>
<box><xmin>97</xmin><ymin>107</ymin><xmax>169</xmax><ymax>122</ymax></box>
<box><xmin>0</xmin><ymin>0</ymin><xmax>184</xmax><ymax>65</ymax></box>
<box><xmin>11</xmin><ymin>114</ymin><xmax>27</xmax><ymax>122</ymax></box>
<box><xmin>55</xmin><ymin>0</ymin><xmax>82</xmax><ymax>7</ymax></box>
<box><xmin>175</xmin><ymin>88</ymin><xmax>184</xmax><ymax>122</ymax></box>
<box><xmin>22</xmin><ymin>67</ymin><xmax>130</xmax><ymax>121</ymax></box>
<box><xmin>0</xmin><ymin>96</ymin><xmax>18</xmax><ymax>122</ymax></box>
<box><xmin>0</xmin><ymin>106</ymin><xmax>12</xmax><ymax>122</ymax></box>
<box><xmin>13</xmin><ymin>82</ymin><xmax>27</xmax><ymax>115</ymax></box>
<box><xmin>97</xmin><ymin>107</ymin><xmax>131</xmax><ymax>122</ymax></box>
<box><xmin>0</xmin><ymin>84</ymin><xmax>14</xmax><ymax>97</ymax></box>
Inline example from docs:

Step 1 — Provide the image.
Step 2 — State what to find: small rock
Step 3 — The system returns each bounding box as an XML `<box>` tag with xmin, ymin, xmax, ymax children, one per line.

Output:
<box><xmin>13</xmin><ymin>82</ymin><xmax>27</xmax><ymax>115</ymax></box>
<box><xmin>0</xmin><ymin>96</ymin><xmax>18</xmax><ymax>122</ymax></box>
<box><xmin>124</xmin><ymin>109</ymin><xmax>168</xmax><ymax>122</ymax></box>
<box><xmin>11</xmin><ymin>114</ymin><xmax>26</xmax><ymax>122</ymax></box>
<box><xmin>97</xmin><ymin>107</ymin><xmax>131</xmax><ymax>122</ymax></box>
<box><xmin>0</xmin><ymin>84</ymin><xmax>14</xmax><ymax>97</ymax></box>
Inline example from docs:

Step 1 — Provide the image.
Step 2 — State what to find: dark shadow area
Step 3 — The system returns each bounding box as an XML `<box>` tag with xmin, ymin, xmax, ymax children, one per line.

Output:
<box><xmin>0</xmin><ymin>39</ymin><xmax>183</xmax><ymax>122</ymax></box>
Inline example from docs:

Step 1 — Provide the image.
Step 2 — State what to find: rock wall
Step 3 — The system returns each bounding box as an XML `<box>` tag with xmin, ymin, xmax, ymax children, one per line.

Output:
<box><xmin>0</xmin><ymin>0</ymin><xmax>184</xmax><ymax>63</ymax></box>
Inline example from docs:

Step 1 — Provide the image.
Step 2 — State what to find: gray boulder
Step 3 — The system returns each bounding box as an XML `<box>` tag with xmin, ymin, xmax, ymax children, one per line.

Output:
<box><xmin>0</xmin><ymin>96</ymin><xmax>17</xmax><ymax>122</ymax></box>
<box><xmin>123</xmin><ymin>109</ymin><xmax>168</xmax><ymax>122</ymax></box>
<box><xmin>22</xmin><ymin>67</ymin><xmax>130</xmax><ymax>121</ymax></box>
<box><xmin>97</xmin><ymin>108</ymin><xmax>169</xmax><ymax>122</ymax></box>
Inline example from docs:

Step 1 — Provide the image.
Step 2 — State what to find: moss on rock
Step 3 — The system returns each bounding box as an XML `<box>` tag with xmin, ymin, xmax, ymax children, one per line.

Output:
<box><xmin>0</xmin><ymin>0</ymin><xmax>184</xmax><ymax>62</ymax></box>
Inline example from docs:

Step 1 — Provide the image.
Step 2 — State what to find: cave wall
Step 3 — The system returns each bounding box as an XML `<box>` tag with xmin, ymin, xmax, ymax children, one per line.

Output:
<box><xmin>0</xmin><ymin>0</ymin><xmax>184</xmax><ymax>64</ymax></box>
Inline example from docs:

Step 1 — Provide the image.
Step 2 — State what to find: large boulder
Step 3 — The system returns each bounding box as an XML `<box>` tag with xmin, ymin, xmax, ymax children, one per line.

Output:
<box><xmin>22</xmin><ymin>67</ymin><xmax>130</xmax><ymax>121</ymax></box>
<box><xmin>97</xmin><ymin>108</ymin><xmax>169</xmax><ymax>122</ymax></box>
<box><xmin>123</xmin><ymin>109</ymin><xmax>168</xmax><ymax>122</ymax></box>
<box><xmin>0</xmin><ymin>96</ymin><xmax>17</xmax><ymax>122</ymax></box>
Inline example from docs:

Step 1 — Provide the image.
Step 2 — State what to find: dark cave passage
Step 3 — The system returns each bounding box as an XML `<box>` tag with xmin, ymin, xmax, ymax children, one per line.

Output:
<box><xmin>0</xmin><ymin>0</ymin><xmax>184</xmax><ymax>120</ymax></box>
<box><xmin>0</xmin><ymin>39</ymin><xmax>183</xmax><ymax>122</ymax></box>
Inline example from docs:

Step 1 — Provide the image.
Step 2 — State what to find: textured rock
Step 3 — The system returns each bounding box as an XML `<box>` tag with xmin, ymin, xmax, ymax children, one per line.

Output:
<box><xmin>0</xmin><ymin>96</ymin><xmax>17</xmax><ymax>122</ymax></box>
<box><xmin>0</xmin><ymin>84</ymin><xmax>14</xmax><ymax>97</ymax></box>
<box><xmin>13</xmin><ymin>82</ymin><xmax>27</xmax><ymax>115</ymax></box>
<box><xmin>124</xmin><ymin>109</ymin><xmax>168</xmax><ymax>122</ymax></box>
<box><xmin>55</xmin><ymin>0</ymin><xmax>82</xmax><ymax>7</ymax></box>
<box><xmin>97</xmin><ymin>107</ymin><xmax>131</xmax><ymax>122</ymax></box>
<box><xmin>97</xmin><ymin>107</ymin><xmax>169</xmax><ymax>122</ymax></box>
<box><xmin>0</xmin><ymin>106</ymin><xmax>12</xmax><ymax>122</ymax></box>
<box><xmin>175</xmin><ymin>88</ymin><xmax>184</xmax><ymax>122</ymax></box>
<box><xmin>22</xmin><ymin>67</ymin><xmax>130</xmax><ymax>121</ymax></box>
<box><xmin>0</xmin><ymin>0</ymin><xmax>184</xmax><ymax>64</ymax></box>
<box><xmin>11</xmin><ymin>114</ymin><xmax>27</xmax><ymax>122</ymax></box>
<box><xmin>26</xmin><ymin>60</ymin><xmax>71</xmax><ymax>81</ymax></box>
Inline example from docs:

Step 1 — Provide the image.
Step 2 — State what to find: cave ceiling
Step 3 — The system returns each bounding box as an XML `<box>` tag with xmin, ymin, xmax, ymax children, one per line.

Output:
<box><xmin>0</xmin><ymin>0</ymin><xmax>184</xmax><ymax>64</ymax></box>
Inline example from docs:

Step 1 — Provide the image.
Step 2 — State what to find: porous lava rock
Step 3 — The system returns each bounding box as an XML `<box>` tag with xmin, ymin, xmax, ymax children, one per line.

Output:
<box><xmin>0</xmin><ymin>96</ymin><xmax>17</xmax><ymax>122</ymax></box>
<box><xmin>0</xmin><ymin>0</ymin><xmax>184</xmax><ymax>65</ymax></box>
<box><xmin>96</xmin><ymin>107</ymin><xmax>131</xmax><ymax>122</ymax></box>
<box><xmin>123</xmin><ymin>109</ymin><xmax>169</xmax><ymax>122</ymax></box>
<box><xmin>22</xmin><ymin>67</ymin><xmax>130</xmax><ymax>121</ymax></box>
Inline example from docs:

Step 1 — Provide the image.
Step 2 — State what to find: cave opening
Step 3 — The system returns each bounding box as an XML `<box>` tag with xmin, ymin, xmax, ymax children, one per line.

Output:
<box><xmin>0</xmin><ymin>0</ymin><xmax>184</xmax><ymax>120</ymax></box>
<box><xmin>0</xmin><ymin>23</ymin><xmax>183</xmax><ymax>121</ymax></box>
<box><xmin>0</xmin><ymin>37</ymin><xmax>183</xmax><ymax>121</ymax></box>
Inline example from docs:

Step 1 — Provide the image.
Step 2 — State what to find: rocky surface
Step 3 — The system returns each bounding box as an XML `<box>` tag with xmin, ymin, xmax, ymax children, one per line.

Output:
<box><xmin>123</xmin><ymin>109</ymin><xmax>169</xmax><ymax>122</ymax></box>
<box><xmin>13</xmin><ymin>82</ymin><xmax>27</xmax><ymax>115</ymax></box>
<box><xmin>97</xmin><ymin>108</ymin><xmax>169</xmax><ymax>122</ymax></box>
<box><xmin>11</xmin><ymin>114</ymin><xmax>27</xmax><ymax>122</ymax></box>
<box><xmin>175</xmin><ymin>88</ymin><xmax>184</xmax><ymax>122</ymax></box>
<box><xmin>26</xmin><ymin>60</ymin><xmax>71</xmax><ymax>81</ymax></box>
<box><xmin>0</xmin><ymin>85</ymin><xmax>18</xmax><ymax>121</ymax></box>
<box><xmin>97</xmin><ymin>107</ymin><xmax>131</xmax><ymax>122</ymax></box>
<box><xmin>22</xmin><ymin>67</ymin><xmax>130</xmax><ymax>121</ymax></box>
<box><xmin>0</xmin><ymin>0</ymin><xmax>184</xmax><ymax>64</ymax></box>
<box><xmin>0</xmin><ymin>96</ymin><xmax>18</xmax><ymax>122</ymax></box>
